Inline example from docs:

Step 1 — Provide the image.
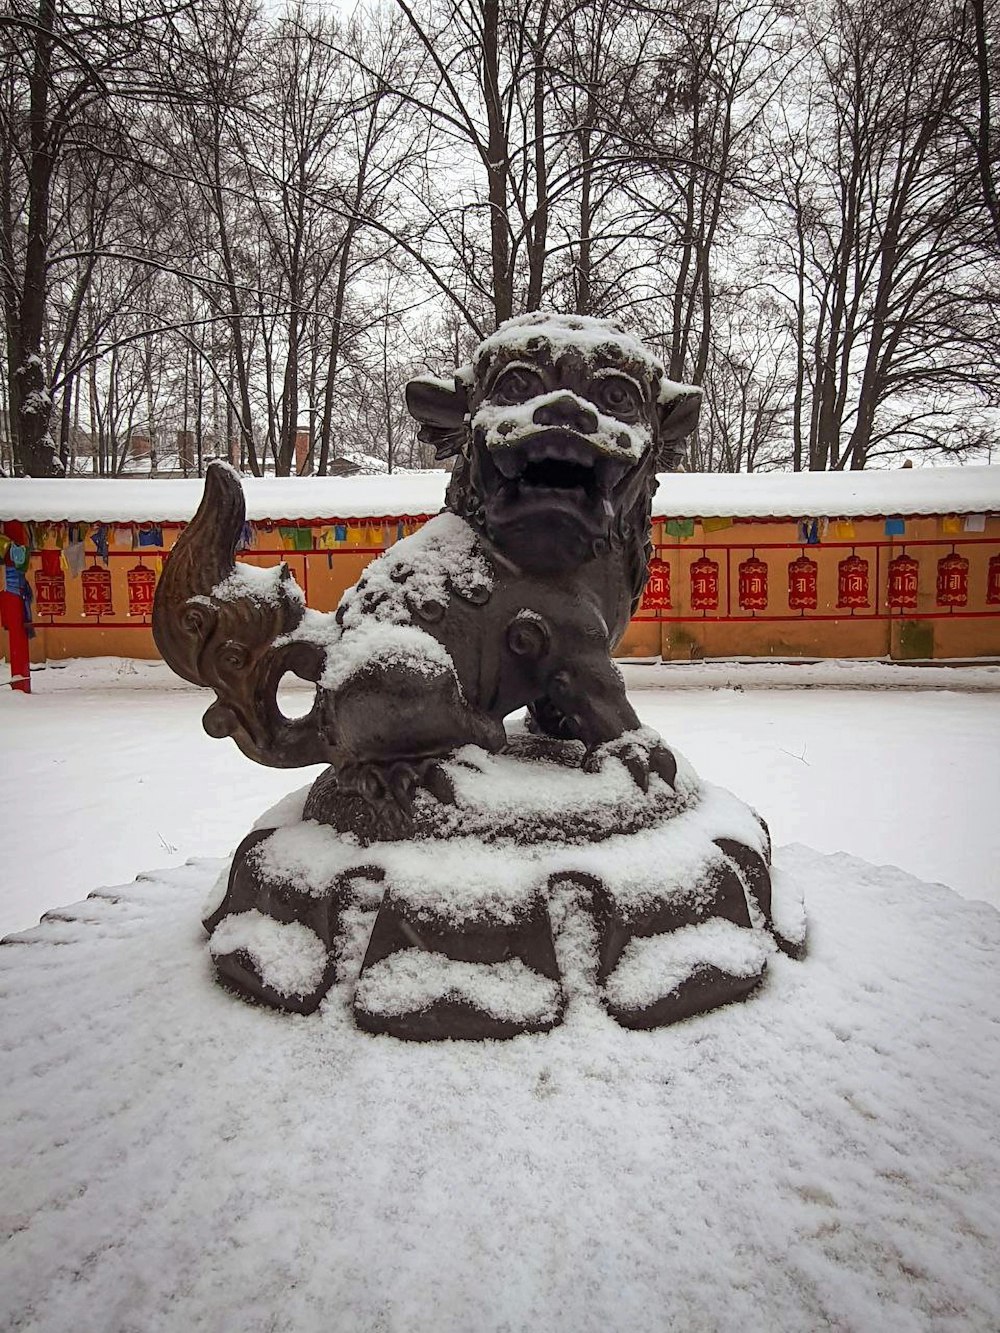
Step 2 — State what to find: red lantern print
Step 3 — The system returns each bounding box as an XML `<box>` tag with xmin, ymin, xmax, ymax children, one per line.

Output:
<box><xmin>936</xmin><ymin>552</ymin><xmax>968</xmax><ymax>607</ymax></box>
<box><xmin>82</xmin><ymin>564</ymin><xmax>114</xmax><ymax>617</ymax></box>
<box><xmin>642</xmin><ymin>557</ymin><xmax>672</xmax><ymax>611</ymax></box>
<box><xmin>35</xmin><ymin>570</ymin><xmax>66</xmax><ymax>617</ymax></box>
<box><xmin>837</xmin><ymin>554</ymin><xmax>869</xmax><ymax>609</ymax></box>
<box><xmin>127</xmin><ymin>563</ymin><xmax>157</xmax><ymax>617</ymax></box>
<box><xmin>738</xmin><ymin>556</ymin><xmax>768</xmax><ymax>611</ymax></box>
<box><xmin>690</xmin><ymin>556</ymin><xmax>720</xmax><ymax>612</ymax></box>
<box><xmin>787</xmin><ymin>555</ymin><xmax>818</xmax><ymax>611</ymax></box>
<box><xmin>988</xmin><ymin>553</ymin><xmax>1000</xmax><ymax>605</ymax></box>
<box><xmin>887</xmin><ymin>553</ymin><xmax>919</xmax><ymax>610</ymax></box>
<box><xmin>34</xmin><ymin>550</ymin><xmax>66</xmax><ymax>617</ymax></box>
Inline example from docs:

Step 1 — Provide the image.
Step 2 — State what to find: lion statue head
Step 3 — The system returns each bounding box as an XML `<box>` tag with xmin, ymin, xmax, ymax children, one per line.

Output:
<box><xmin>405</xmin><ymin>313</ymin><xmax>701</xmax><ymax>579</ymax></box>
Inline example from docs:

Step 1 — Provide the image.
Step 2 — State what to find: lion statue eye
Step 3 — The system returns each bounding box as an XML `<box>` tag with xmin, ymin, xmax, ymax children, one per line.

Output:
<box><xmin>492</xmin><ymin>365</ymin><xmax>546</xmax><ymax>405</ymax></box>
<box><xmin>595</xmin><ymin>376</ymin><xmax>642</xmax><ymax>420</ymax></box>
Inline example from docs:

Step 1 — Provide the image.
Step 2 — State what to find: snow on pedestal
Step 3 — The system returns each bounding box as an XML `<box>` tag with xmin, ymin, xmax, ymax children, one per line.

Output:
<box><xmin>202</xmin><ymin>733</ymin><xmax>797</xmax><ymax>1037</ymax></box>
<box><xmin>2</xmin><ymin>846</ymin><xmax>999</xmax><ymax>1331</ymax></box>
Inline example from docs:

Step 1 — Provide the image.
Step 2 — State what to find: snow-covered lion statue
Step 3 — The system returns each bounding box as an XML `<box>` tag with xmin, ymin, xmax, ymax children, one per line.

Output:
<box><xmin>152</xmin><ymin>313</ymin><xmax>805</xmax><ymax>1038</ymax></box>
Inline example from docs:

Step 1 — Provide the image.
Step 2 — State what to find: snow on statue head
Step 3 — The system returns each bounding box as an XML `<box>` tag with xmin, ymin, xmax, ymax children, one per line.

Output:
<box><xmin>407</xmin><ymin>313</ymin><xmax>700</xmax><ymax>581</ymax></box>
<box><xmin>152</xmin><ymin>310</ymin><xmax>805</xmax><ymax>1039</ymax></box>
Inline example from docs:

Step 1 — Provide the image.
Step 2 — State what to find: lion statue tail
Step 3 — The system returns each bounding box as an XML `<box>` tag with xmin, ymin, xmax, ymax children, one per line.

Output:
<box><xmin>152</xmin><ymin>461</ymin><xmax>332</xmax><ymax>768</ymax></box>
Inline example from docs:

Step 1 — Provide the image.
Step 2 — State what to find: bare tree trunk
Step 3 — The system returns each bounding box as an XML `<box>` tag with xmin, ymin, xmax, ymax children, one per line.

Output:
<box><xmin>971</xmin><ymin>0</ymin><xmax>1000</xmax><ymax>248</ymax></box>
<box><xmin>526</xmin><ymin>0</ymin><xmax>550</xmax><ymax>311</ymax></box>
<box><xmin>15</xmin><ymin>0</ymin><xmax>62</xmax><ymax>475</ymax></box>
<box><xmin>483</xmin><ymin>0</ymin><xmax>512</xmax><ymax>325</ymax></box>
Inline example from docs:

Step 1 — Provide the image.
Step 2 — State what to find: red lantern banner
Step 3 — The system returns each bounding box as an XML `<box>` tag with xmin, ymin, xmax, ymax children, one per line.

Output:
<box><xmin>34</xmin><ymin>549</ymin><xmax>67</xmax><ymax>618</ymax></box>
<box><xmin>690</xmin><ymin>556</ymin><xmax>720</xmax><ymax>612</ymax></box>
<box><xmin>35</xmin><ymin>571</ymin><xmax>67</xmax><ymax>617</ymax></box>
<box><xmin>837</xmin><ymin>554</ymin><xmax>870</xmax><ymax>609</ymax></box>
<box><xmin>887</xmin><ymin>553</ymin><xmax>919</xmax><ymax>610</ymax></box>
<box><xmin>642</xmin><ymin>557</ymin><xmax>671</xmax><ymax>611</ymax></box>
<box><xmin>81</xmin><ymin>564</ymin><xmax>114</xmax><ymax>617</ymax></box>
<box><xmin>988</xmin><ymin>553</ymin><xmax>1000</xmax><ymax>606</ymax></box>
<box><xmin>788</xmin><ymin>555</ymin><xmax>818</xmax><ymax>611</ymax></box>
<box><xmin>936</xmin><ymin>552</ymin><xmax>968</xmax><ymax>607</ymax></box>
<box><xmin>127</xmin><ymin>563</ymin><xmax>157</xmax><ymax>617</ymax></box>
<box><xmin>738</xmin><ymin>556</ymin><xmax>768</xmax><ymax>611</ymax></box>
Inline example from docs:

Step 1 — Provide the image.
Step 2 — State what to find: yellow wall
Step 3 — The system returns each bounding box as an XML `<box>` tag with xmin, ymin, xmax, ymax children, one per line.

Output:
<box><xmin>12</xmin><ymin>512</ymin><xmax>1000</xmax><ymax>664</ymax></box>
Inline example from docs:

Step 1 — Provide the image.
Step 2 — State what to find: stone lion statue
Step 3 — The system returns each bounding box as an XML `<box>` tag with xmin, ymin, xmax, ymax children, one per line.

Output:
<box><xmin>153</xmin><ymin>313</ymin><xmax>803</xmax><ymax>1037</ymax></box>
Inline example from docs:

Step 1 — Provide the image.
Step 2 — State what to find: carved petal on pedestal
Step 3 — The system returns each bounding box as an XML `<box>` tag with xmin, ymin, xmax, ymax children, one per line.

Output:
<box><xmin>601</xmin><ymin>920</ymin><xmax>769</xmax><ymax>1030</ymax></box>
<box><xmin>768</xmin><ymin>865</ymin><xmax>808</xmax><ymax>960</ymax></box>
<box><xmin>209</xmin><ymin>910</ymin><xmax>335</xmax><ymax>1016</ymax></box>
<box><xmin>353</xmin><ymin>891</ymin><xmax>563</xmax><ymax>1041</ymax></box>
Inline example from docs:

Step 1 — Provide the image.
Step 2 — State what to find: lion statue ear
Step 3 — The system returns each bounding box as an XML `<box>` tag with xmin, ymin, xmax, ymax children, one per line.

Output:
<box><xmin>405</xmin><ymin>375</ymin><xmax>471</xmax><ymax>461</ymax></box>
<box><xmin>656</xmin><ymin>387</ymin><xmax>702</xmax><ymax>472</ymax></box>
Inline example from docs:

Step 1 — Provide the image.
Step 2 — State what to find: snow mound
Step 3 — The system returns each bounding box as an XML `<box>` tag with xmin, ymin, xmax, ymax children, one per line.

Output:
<box><xmin>603</xmin><ymin>919</ymin><xmax>770</xmax><ymax>1010</ymax></box>
<box><xmin>472</xmin><ymin>313</ymin><xmax>669</xmax><ymax>385</ymax></box>
<box><xmin>230</xmin><ymin>748</ymin><xmax>761</xmax><ymax>932</ymax></box>
<box><xmin>212</xmin><ymin>560</ymin><xmax>299</xmax><ymax>608</ymax></box>
<box><xmin>336</xmin><ymin>511</ymin><xmax>492</xmax><ymax>631</ymax></box>
<box><xmin>209</xmin><ymin>909</ymin><xmax>328</xmax><ymax>998</ymax></box>
<box><xmin>2</xmin><ymin>848</ymin><xmax>999</xmax><ymax>1331</ymax></box>
<box><xmin>769</xmin><ymin>866</ymin><xmax>807</xmax><ymax>950</ymax></box>
<box><xmin>354</xmin><ymin>951</ymin><xmax>562</xmax><ymax>1024</ymax></box>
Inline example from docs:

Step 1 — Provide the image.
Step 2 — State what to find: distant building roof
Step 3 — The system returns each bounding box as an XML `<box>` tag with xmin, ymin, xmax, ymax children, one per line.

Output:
<box><xmin>0</xmin><ymin>465</ymin><xmax>997</xmax><ymax>524</ymax></box>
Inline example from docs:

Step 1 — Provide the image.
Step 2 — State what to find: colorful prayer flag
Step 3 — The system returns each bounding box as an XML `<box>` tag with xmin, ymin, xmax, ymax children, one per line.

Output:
<box><xmin>665</xmin><ymin>518</ymin><xmax>695</xmax><ymax>539</ymax></box>
<box><xmin>63</xmin><ymin>542</ymin><xmax>85</xmax><ymax>578</ymax></box>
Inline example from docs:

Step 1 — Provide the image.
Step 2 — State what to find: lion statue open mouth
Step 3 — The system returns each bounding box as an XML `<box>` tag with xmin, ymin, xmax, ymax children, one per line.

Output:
<box><xmin>151</xmin><ymin>312</ymin><xmax>804</xmax><ymax>1036</ymax></box>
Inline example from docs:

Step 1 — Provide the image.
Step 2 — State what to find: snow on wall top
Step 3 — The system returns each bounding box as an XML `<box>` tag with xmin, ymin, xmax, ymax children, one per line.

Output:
<box><xmin>0</xmin><ymin>464</ymin><xmax>998</xmax><ymax>524</ymax></box>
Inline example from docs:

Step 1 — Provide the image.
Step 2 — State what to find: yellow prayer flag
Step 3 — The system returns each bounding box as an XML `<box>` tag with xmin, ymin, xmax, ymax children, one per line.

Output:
<box><xmin>941</xmin><ymin>515</ymin><xmax>962</xmax><ymax>534</ymax></box>
<box><xmin>702</xmin><ymin>516</ymin><xmax>733</xmax><ymax>532</ymax></box>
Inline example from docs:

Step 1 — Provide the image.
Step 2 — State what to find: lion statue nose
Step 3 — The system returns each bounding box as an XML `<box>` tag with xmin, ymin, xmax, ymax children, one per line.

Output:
<box><xmin>532</xmin><ymin>394</ymin><xmax>598</xmax><ymax>434</ymax></box>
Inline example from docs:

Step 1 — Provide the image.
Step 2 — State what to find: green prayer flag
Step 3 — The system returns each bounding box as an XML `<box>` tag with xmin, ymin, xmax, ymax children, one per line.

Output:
<box><xmin>666</xmin><ymin>518</ymin><xmax>695</xmax><ymax>539</ymax></box>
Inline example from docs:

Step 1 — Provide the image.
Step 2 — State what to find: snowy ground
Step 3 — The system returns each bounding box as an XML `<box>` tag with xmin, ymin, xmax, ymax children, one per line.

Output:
<box><xmin>2</xmin><ymin>658</ymin><xmax>1000</xmax><ymax>1332</ymax></box>
<box><xmin>2</xmin><ymin>846</ymin><xmax>999</xmax><ymax>1332</ymax></box>
<box><xmin>2</xmin><ymin>656</ymin><xmax>999</xmax><ymax>935</ymax></box>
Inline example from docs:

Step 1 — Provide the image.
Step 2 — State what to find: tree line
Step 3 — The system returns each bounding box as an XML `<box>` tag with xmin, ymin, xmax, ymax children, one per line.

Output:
<box><xmin>1</xmin><ymin>0</ymin><xmax>997</xmax><ymax>478</ymax></box>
